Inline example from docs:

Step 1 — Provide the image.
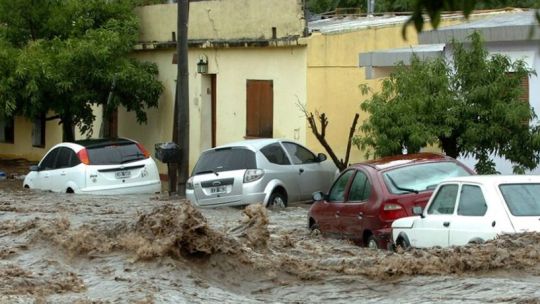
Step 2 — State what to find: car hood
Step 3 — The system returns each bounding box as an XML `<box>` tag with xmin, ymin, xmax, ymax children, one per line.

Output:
<box><xmin>391</xmin><ymin>216</ymin><xmax>419</xmax><ymax>228</ymax></box>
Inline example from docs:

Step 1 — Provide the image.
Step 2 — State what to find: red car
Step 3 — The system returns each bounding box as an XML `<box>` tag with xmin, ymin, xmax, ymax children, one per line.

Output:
<box><xmin>308</xmin><ymin>153</ymin><xmax>474</xmax><ymax>250</ymax></box>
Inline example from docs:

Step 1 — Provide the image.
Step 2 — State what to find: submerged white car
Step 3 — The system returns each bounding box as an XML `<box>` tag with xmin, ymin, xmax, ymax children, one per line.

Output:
<box><xmin>23</xmin><ymin>138</ymin><xmax>161</xmax><ymax>195</ymax></box>
<box><xmin>392</xmin><ymin>175</ymin><xmax>540</xmax><ymax>249</ymax></box>
<box><xmin>186</xmin><ymin>138</ymin><xmax>337</xmax><ymax>208</ymax></box>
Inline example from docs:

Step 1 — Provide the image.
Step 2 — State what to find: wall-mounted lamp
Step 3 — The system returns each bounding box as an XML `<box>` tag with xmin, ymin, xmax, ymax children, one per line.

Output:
<box><xmin>197</xmin><ymin>54</ymin><xmax>208</xmax><ymax>74</ymax></box>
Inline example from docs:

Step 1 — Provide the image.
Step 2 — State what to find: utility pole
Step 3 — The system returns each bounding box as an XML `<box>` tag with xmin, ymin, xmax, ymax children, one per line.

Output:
<box><xmin>176</xmin><ymin>0</ymin><xmax>190</xmax><ymax>196</ymax></box>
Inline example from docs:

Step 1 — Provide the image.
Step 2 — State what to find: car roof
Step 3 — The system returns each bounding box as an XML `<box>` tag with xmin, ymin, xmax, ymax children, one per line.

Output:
<box><xmin>442</xmin><ymin>174</ymin><xmax>540</xmax><ymax>185</ymax></box>
<box><xmin>354</xmin><ymin>152</ymin><xmax>453</xmax><ymax>171</ymax></box>
<box><xmin>211</xmin><ymin>138</ymin><xmax>290</xmax><ymax>151</ymax></box>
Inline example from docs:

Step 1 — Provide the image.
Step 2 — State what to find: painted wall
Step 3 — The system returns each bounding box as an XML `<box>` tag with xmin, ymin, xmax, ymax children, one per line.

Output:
<box><xmin>305</xmin><ymin>24</ymin><xmax>422</xmax><ymax>164</ymax></box>
<box><xmin>128</xmin><ymin>46</ymin><xmax>307</xmax><ymax>173</ymax></box>
<box><xmin>0</xmin><ymin>116</ymin><xmax>62</xmax><ymax>161</ymax></box>
<box><xmin>135</xmin><ymin>0</ymin><xmax>306</xmax><ymax>42</ymax></box>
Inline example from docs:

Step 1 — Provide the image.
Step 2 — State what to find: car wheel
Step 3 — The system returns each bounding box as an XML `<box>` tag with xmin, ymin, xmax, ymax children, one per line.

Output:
<box><xmin>309</xmin><ymin>221</ymin><xmax>321</xmax><ymax>236</ymax></box>
<box><xmin>367</xmin><ymin>235</ymin><xmax>378</xmax><ymax>249</ymax></box>
<box><xmin>396</xmin><ymin>236</ymin><xmax>411</xmax><ymax>250</ymax></box>
<box><xmin>267</xmin><ymin>191</ymin><xmax>287</xmax><ymax>209</ymax></box>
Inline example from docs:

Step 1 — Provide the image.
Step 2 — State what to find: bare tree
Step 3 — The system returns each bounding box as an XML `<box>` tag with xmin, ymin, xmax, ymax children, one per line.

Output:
<box><xmin>298</xmin><ymin>103</ymin><xmax>359</xmax><ymax>172</ymax></box>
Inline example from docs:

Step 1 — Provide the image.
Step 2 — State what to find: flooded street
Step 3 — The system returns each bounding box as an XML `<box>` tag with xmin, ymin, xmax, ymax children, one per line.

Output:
<box><xmin>1</xmin><ymin>161</ymin><xmax>540</xmax><ymax>303</ymax></box>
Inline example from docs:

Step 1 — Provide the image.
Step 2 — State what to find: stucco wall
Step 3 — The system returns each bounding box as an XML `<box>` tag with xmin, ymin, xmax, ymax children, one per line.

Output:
<box><xmin>135</xmin><ymin>0</ymin><xmax>306</xmax><ymax>42</ymax></box>
<box><xmin>306</xmin><ymin>24</ymin><xmax>421</xmax><ymax>164</ymax></box>
<box><xmin>128</xmin><ymin>46</ymin><xmax>307</xmax><ymax>173</ymax></box>
<box><xmin>0</xmin><ymin>116</ymin><xmax>62</xmax><ymax>161</ymax></box>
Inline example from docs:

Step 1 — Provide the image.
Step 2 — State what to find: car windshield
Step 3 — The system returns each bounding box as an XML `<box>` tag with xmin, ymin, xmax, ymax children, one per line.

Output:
<box><xmin>192</xmin><ymin>147</ymin><xmax>256</xmax><ymax>175</ymax></box>
<box><xmin>87</xmin><ymin>143</ymin><xmax>145</xmax><ymax>165</ymax></box>
<box><xmin>383</xmin><ymin>161</ymin><xmax>471</xmax><ymax>194</ymax></box>
<box><xmin>499</xmin><ymin>183</ymin><xmax>540</xmax><ymax>216</ymax></box>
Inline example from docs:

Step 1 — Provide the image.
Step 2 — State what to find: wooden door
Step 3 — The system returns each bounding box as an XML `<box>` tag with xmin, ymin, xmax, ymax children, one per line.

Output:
<box><xmin>246</xmin><ymin>80</ymin><xmax>273</xmax><ymax>138</ymax></box>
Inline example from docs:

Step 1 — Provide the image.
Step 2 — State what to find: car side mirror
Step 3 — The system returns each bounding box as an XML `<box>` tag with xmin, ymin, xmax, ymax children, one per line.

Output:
<box><xmin>317</xmin><ymin>153</ymin><xmax>327</xmax><ymax>162</ymax></box>
<box><xmin>412</xmin><ymin>206</ymin><xmax>424</xmax><ymax>217</ymax></box>
<box><xmin>312</xmin><ymin>191</ymin><xmax>325</xmax><ymax>202</ymax></box>
<box><xmin>29</xmin><ymin>165</ymin><xmax>40</xmax><ymax>172</ymax></box>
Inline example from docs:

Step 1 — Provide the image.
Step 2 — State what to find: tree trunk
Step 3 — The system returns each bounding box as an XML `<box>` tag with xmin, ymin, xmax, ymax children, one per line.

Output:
<box><xmin>440</xmin><ymin>136</ymin><xmax>459</xmax><ymax>158</ymax></box>
<box><xmin>61</xmin><ymin>115</ymin><xmax>75</xmax><ymax>142</ymax></box>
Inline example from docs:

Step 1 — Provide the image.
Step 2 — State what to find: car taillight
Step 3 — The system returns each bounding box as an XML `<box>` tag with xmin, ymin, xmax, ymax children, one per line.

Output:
<box><xmin>244</xmin><ymin>169</ymin><xmax>264</xmax><ymax>183</ymax></box>
<box><xmin>136</xmin><ymin>143</ymin><xmax>150</xmax><ymax>158</ymax></box>
<box><xmin>77</xmin><ymin>148</ymin><xmax>90</xmax><ymax>165</ymax></box>
<box><xmin>186</xmin><ymin>177</ymin><xmax>194</xmax><ymax>190</ymax></box>
<box><xmin>381</xmin><ymin>203</ymin><xmax>407</xmax><ymax>221</ymax></box>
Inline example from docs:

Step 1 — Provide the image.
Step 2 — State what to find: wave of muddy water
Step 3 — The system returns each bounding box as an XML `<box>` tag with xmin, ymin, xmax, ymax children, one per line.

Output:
<box><xmin>1</xmin><ymin>171</ymin><xmax>540</xmax><ymax>303</ymax></box>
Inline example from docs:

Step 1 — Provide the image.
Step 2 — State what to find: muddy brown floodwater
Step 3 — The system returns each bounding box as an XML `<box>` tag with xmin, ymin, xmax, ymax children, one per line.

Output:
<box><xmin>1</xmin><ymin>160</ymin><xmax>540</xmax><ymax>303</ymax></box>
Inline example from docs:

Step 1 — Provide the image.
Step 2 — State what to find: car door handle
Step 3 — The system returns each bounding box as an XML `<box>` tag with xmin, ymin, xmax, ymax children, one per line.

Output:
<box><xmin>335</xmin><ymin>211</ymin><xmax>340</xmax><ymax>218</ymax></box>
<box><xmin>443</xmin><ymin>222</ymin><xmax>450</xmax><ymax>227</ymax></box>
<box><xmin>299</xmin><ymin>168</ymin><xmax>304</xmax><ymax>174</ymax></box>
<box><xmin>61</xmin><ymin>171</ymin><xmax>66</xmax><ymax>176</ymax></box>
<box><xmin>357</xmin><ymin>212</ymin><xmax>363</xmax><ymax>219</ymax></box>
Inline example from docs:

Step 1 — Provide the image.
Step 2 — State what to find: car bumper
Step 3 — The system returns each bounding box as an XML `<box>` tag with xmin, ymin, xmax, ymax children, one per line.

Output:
<box><xmin>186</xmin><ymin>190</ymin><xmax>266</xmax><ymax>208</ymax></box>
<box><xmin>79</xmin><ymin>180</ymin><xmax>161</xmax><ymax>195</ymax></box>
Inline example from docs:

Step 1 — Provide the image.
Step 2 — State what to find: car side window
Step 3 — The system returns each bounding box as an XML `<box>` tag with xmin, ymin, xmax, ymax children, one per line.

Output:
<box><xmin>348</xmin><ymin>171</ymin><xmax>372</xmax><ymax>202</ymax></box>
<box><xmin>55</xmin><ymin>147</ymin><xmax>80</xmax><ymax>169</ymax></box>
<box><xmin>328</xmin><ymin>170</ymin><xmax>354</xmax><ymax>202</ymax></box>
<box><xmin>457</xmin><ymin>185</ymin><xmax>488</xmax><ymax>216</ymax></box>
<box><xmin>282</xmin><ymin>142</ymin><xmax>317</xmax><ymax>164</ymax></box>
<box><xmin>427</xmin><ymin>184</ymin><xmax>458</xmax><ymax>215</ymax></box>
<box><xmin>39</xmin><ymin>148</ymin><xmax>61</xmax><ymax>170</ymax></box>
<box><xmin>260</xmin><ymin>143</ymin><xmax>291</xmax><ymax>165</ymax></box>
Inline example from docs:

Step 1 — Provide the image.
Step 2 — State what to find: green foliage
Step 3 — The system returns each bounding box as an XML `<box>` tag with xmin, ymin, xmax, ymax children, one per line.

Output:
<box><xmin>307</xmin><ymin>0</ymin><xmax>416</xmax><ymax>14</ymax></box>
<box><xmin>356</xmin><ymin>32</ymin><xmax>540</xmax><ymax>173</ymax></box>
<box><xmin>0</xmin><ymin>0</ymin><xmax>163</xmax><ymax>140</ymax></box>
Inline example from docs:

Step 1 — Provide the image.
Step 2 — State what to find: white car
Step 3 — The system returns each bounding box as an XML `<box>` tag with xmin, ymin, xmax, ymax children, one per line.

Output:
<box><xmin>23</xmin><ymin>138</ymin><xmax>161</xmax><ymax>195</ymax></box>
<box><xmin>392</xmin><ymin>175</ymin><xmax>540</xmax><ymax>249</ymax></box>
<box><xmin>186</xmin><ymin>138</ymin><xmax>337</xmax><ymax>208</ymax></box>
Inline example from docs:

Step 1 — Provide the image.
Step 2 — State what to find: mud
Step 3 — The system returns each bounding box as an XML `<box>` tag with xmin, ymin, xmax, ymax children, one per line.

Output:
<box><xmin>1</xmin><ymin>159</ymin><xmax>540</xmax><ymax>303</ymax></box>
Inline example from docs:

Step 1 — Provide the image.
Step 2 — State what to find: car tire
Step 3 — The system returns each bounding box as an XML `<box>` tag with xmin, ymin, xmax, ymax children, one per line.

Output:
<box><xmin>309</xmin><ymin>221</ymin><xmax>321</xmax><ymax>236</ymax></box>
<box><xmin>367</xmin><ymin>235</ymin><xmax>378</xmax><ymax>249</ymax></box>
<box><xmin>396</xmin><ymin>236</ymin><xmax>411</xmax><ymax>250</ymax></box>
<box><xmin>267</xmin><ymin>191</ymin><xmax>287</xmax><ymax>209</ymax></box>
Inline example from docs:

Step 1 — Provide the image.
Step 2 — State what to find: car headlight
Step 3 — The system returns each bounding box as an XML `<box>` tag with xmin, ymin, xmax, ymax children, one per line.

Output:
<box><xmin>243</xmin><ymin>169</ymin><xmax>264</xmax><ymax>183</ymax></box>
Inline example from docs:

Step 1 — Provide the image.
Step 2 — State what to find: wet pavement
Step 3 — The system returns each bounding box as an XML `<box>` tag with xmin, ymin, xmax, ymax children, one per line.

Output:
<box><xmin>0</xmin><ymin>160</ymin><xmax>540</xmax><ymax>303</ymax></box>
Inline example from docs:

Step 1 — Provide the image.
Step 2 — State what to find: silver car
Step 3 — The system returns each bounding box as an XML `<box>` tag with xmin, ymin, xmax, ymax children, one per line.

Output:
<box><xmin>186</xmin><ymin>139</ymin><xmax>337</xmax><ymax>208</ymax></box>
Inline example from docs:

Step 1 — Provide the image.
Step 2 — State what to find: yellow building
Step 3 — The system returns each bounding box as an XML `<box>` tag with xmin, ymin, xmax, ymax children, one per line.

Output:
<box><xmin>2</xmin><ymin>1</ymin><xmax>495</xmax><ymax>178</ymax></box>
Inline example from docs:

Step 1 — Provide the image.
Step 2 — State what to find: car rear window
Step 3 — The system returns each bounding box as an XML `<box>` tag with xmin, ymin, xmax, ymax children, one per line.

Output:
<box><xmin>192</xmin><ymin>147</ymin><xmax>256</xmax><ymax>175</ymax></box>
<box><xmin>383</xmin><ymin>162</ymin><xmax>471</xmax><ymax>194</ymax></box>
<box><xmin>87</xmin><ymin>143</ymin><xmax>145</xmax><ymax>165</ymax></box>
<box><xmin>499</xmin><ymin>183</ymin><xmax>540</xmax><ymax>216</ymax></box>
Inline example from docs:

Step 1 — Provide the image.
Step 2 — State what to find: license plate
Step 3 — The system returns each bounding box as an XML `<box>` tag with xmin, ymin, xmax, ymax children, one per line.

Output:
<box><xmin>115</xmin><ymin>170</ymin><xmax>131</xmax><ymax>179</ymax></box>
<box><xmin>210</xmin><ymin>185</ymin><xmax>227</xmax><ymax>194</ymax></box>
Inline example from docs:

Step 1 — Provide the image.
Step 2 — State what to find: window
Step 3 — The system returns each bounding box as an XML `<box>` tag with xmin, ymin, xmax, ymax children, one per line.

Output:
<box><xmin>383</xmin><ymin>162</ymin><xmax>471</xmax><ymax>194</ymax></box>
<box><xmin>348</xmin><ymin>171</ymin><xmax>372</xmax><ymax>201</ymax></box>
<box><xmin>282</xmin><ymin>142</ymin><xmax>317</xmax><ymax>164</ymax></box>
<box><xmin>40</xmin><ymin>148</ymin><xmax>61</xmax><ymax>170</ymax></box>
<box><xmin>328</xmin><ymin>170</ymin><xmax>354</xmax><ymax>202</ymax></box>
<box><xmin>55</xmin><ymin>147</ymin><xmax>80</xmax><ymax>169</ymax></box>
<box><xmin>87</xmin><ymin>143</ymin><xmax>147</xmax><ymax>165</ymax></box>
<box><xmin>192</xmin><ymin>147</ymin><xmax>256</xmax><ymax>175</ymax></box>
<box><xmin>427</xmin><ymin>184</ymin><xmax>458</xmax><ymax>215</ymax></box>
<box><xmin>0</xmin><ymin>117</ymin><xmax>14</xmax><ymax>143</ymax></box>
<box><xmin>32</xmin><ymin>116</ymin><xmax>46</xmax><ymax>147</ymax></box>
<box><xmin>457</xmin><ymin>185</ymin><xmax>487</xmax><ymax>216</ymax></box>
<box><xmin>500</xmin><ymin>183</ymin><xmax>540</xmax><ymax>216</ymax></box>
<box><xmin>246</xmin><ymin>80</ymin><xmax>273</xmax><ymax>138</ymax></box>
<box><xmin>261</xmin><ymin>143</ymin><xmax>290</xmax><ymax>165</ymax></box>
